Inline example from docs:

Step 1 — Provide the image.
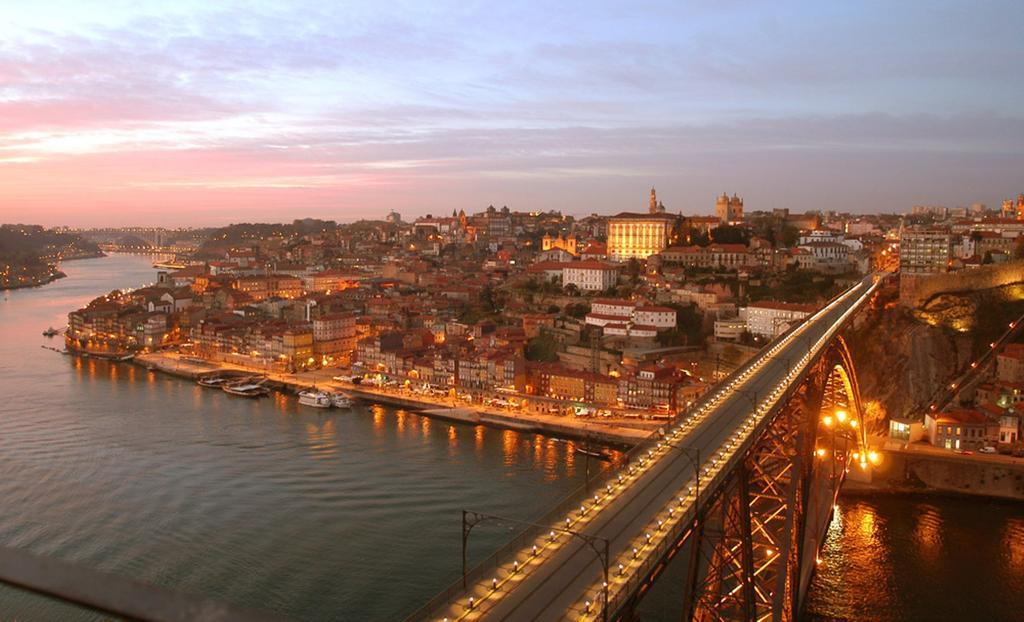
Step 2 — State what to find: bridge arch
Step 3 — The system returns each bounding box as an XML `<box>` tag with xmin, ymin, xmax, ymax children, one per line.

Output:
<box><xmin>685</xmin><ymin>336</ymin><xmax>869</xmax><ymax>622</ymax></box>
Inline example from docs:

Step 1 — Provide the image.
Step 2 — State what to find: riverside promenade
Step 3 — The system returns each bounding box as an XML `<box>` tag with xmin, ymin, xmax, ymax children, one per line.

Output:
<box><xmin>133</xmin><ymin>351</ymin><xmax>655</xmax><ymax>446</ymax></box>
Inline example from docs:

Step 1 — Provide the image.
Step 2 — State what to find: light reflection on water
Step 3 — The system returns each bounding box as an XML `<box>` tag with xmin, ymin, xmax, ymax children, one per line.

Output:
<box><xmin>804</xmin><ymin>496</ymin><xmax>1024</xmax><ymax>622</ymax></box>
<box><xmin>0</xmin><ymin>255</ymin><xmax>624</xmax><ymax>621</ymax></box>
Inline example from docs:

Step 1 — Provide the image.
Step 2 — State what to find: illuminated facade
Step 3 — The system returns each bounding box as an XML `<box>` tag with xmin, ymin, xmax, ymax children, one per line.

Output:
<box><xmin>541</xmin><ymin>232</ymin><xmax>577</xmax><ymax>255</ymax></box>
<box><xmin>607</xmin><ymin>212</ymin><xmax>673</xmax><ymax>261</ymax></box>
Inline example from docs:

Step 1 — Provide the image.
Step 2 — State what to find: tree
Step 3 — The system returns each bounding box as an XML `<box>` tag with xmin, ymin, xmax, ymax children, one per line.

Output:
<box><xmin>710</xmin><ymin>225</ymin><xmax>750</xmax><ymax>245</ymax></box>
<box><xmin>525</xmin><ymin>334</ymin><xmax>559</xmax><ymax>362</ymax></box>
<box><xmin>627</xmin><ymin>258</ymin><xmax>641</xmax><ymax>285</ymax></box>
<box><xmin>480</xmin><ymin>284</ymin><xmax>498</xmax><ymax>313</ymax></box>
<box><xmin>983</xmin><ymin>251</ymin><xmax>994</xmax><ymax>264</ymax></box>
<box><xmin>547</xmin><ymin>304</ymin><xmax>561</xmax><ymax>314</ymax></box>
<box><xmin>1014</xmin><ymin>236</ymin><xmax>1024</xmax><ymax>259</ymax></box>
<box><xmin>565</xmin><ymin>302</ymin><xmax>589</xmax><ymax>318</ymax></box>
<box><xmin>564</xmin><ymin>283</ymin><xmax>580</xmax><ymax>296</ymax></box>
<box><xmin>779</xmin><ymin>226</ymin><xmax>800</xmax><ymax>247</ymax></box>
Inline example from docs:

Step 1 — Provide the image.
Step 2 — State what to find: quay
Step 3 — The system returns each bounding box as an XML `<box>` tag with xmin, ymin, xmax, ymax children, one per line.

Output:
<box><xmin>130</xmin><ymin>351</ymin><xmax>654</xmax><ymax>446</ymax></box>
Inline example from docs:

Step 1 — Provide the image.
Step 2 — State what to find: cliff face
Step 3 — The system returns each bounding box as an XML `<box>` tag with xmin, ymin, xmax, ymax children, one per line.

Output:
<box><xmin>846</xmin><ymin>282</ymin><xmax>1024</xmax><ymax>421</ymax></box>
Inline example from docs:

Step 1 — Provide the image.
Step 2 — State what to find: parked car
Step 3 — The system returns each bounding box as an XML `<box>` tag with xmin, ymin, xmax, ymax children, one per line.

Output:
<box><xmin>979</xmin><ymin>446</ymin><xmax>997</xmax><ymax>454</ymax></box>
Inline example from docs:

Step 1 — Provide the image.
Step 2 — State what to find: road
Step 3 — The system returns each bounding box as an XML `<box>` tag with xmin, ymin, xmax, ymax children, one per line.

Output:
<box><xmin>431</xmin><ymin>275</ymin><xmax>882</xmax><ymax>621</ymax></box>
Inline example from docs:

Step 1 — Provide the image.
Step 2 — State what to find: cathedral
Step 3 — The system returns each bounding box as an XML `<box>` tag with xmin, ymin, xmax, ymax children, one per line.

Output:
<box><xmin>716</xmin><ymin>193</ymin><xmax>744</xmax><ymax>224</ymax></box>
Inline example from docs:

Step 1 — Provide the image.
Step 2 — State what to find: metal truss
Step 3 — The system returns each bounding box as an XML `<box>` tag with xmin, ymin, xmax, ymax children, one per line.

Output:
<box><xmin>683</xmin><ymin>337</ymin><xmax>866</xmax><ymax>622</ymax></box>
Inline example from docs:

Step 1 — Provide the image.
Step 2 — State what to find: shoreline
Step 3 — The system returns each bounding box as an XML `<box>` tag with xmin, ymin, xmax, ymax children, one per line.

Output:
<box><xmin>1</xmin><ymin>270</ymin><xmax>67</xmax><ymax>291</ymax></box>
<box><xmin>131</xmin><ymin>351</ymin><xmax>653</xmax><ymax>447</ymax></box>
<box><xmin>1</xmin><ymin>251</ymin><xmax>105</xmax><ymax>291</ymax></box>
<box><xmin>841</xmin><ymin>480</ymin><xmax>1024</xmax><ymax>504</ymax></box>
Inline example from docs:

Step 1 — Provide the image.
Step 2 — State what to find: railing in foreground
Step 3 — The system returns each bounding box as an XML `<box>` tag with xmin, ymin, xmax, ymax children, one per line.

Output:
<box><xmin>0</xmin><ymin>545</ymin><xmax>284</xmax><ymax>622</ymax></box>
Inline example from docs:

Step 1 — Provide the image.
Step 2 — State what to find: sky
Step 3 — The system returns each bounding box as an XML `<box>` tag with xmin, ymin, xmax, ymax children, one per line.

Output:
<box><xmin>0</xmin><ymin>0</ymin><xmax>1022</xmax><ymax>227</ymax></box>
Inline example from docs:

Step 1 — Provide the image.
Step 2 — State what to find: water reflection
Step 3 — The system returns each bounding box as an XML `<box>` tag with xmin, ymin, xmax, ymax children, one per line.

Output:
<box><xmin>805</xmin><ymin>496</ymin><xmax>1024</xmax><ymax>622</ymax></box>
<box><xmin>304</xmin><ymin>419</ymin><xmax>339</xmax><ymax>460</ymax></box>
<box><xmin>913</xmin><ymin>504</ymin><xmax>943</xmax><ymax>562</ymax></box>
<box><xmin>502</xmin><ymin>429</ymin><xmax>518</xmax><ymax>468</ymax></box>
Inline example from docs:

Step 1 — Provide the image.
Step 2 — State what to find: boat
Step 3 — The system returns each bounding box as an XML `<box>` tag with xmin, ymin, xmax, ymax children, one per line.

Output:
<box><xmin>298</xmin><ymin>389</ymin><xmax>332</xmax><ymax>408</ymax></box>
<box><xmin>330</xmin><ymin>392</ymin><xmax>354</xmax><ymax>408</ymax></box>
<box><xmin>42</xmin><ymin>327</ymin><xmax>60</xmax><ymax>337</ymax></box>
<box><xmin>222</xmin><ymin>378</ymin><xmax>269</xmax><ymax>398</ymax></box>
<box><xmin>197</xmin><ymin>375</ymin><xmax>228</xmax><ymax>388</ymax></box>
<box><xmin>575</xmin><ymin>447</ymin><xmax>612</xmax><ymax>461</ymax></box>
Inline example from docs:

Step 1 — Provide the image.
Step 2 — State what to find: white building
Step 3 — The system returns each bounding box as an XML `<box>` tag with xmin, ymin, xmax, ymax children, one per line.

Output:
<box><xmin>561</xmin><ymin>261</ymin><xmax>620</xmax><ymax>292</ymax></box>
<box><xmin>590</xmin><ymin>299</ymin><xmax>636</xmax><ymax>319</ymax></box>
<box><xmin>585</xmin><ymin>299</ymin><xmax>676</xmax><ymax>332</ymax></box>
<box><xmin>798</xmin><ymin>230</ymin><xmax>843</xmax><ymax>246</ymax></box>
<box><xmin>744</xmin><ymin>301</ymin><xmax>817</xmax><ymax>338</ymax></box>
<box><xmin>632</xmin><ymin>306</ymin><xmax>676</xmax><ymax>330</ymax></box>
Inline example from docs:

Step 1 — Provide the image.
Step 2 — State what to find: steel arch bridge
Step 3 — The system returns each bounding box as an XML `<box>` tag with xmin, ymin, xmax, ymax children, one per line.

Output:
<box><xmin>408</xmin><ymin>275</ymin><xmax>887</xmax><ymax>622</ymax></box>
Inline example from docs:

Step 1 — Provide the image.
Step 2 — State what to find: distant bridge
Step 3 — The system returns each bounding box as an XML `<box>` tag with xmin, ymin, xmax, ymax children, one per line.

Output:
<box><xmin>409</xmin><ymin>274</ymin><xmax>887</xmax><ymax>622</ymax></box>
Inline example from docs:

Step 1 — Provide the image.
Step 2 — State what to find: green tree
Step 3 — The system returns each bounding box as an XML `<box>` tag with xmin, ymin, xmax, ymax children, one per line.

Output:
<box><xmin>710</xmin><ymin>225</ymin><xmax>750</xmax><ymax>245</ymax></box>
<box><xmin>525</xmin><ymin>334</ymin><xmax>559</xmax><ymax>362</ymax></box>
<box><xmin>627</xmin><ymin>258</ymin><xmax>641</xmax><ymax>285</ymax></box>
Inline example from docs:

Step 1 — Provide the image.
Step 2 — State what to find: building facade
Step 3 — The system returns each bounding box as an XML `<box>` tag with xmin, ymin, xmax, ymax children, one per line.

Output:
<box><xmin>607</xmin><ymin>213</ymin><xmax>674</xmax><ymax>261</ymax></box>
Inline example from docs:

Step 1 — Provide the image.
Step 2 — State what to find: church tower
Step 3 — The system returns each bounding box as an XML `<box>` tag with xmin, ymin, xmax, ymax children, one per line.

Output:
<box><xmin>649</xmin><ymin>187</ymin><xmax>659</xmax><ymax>214</ymax></box>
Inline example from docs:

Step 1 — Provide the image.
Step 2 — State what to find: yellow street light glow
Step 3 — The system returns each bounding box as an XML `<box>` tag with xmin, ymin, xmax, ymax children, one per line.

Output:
<box><xmin>868</xmin><ymin>450</ymin><xmax>880</xmax><ymax>464</ymax></box>
<box><xmin>822</xmin><ymin>415</ymin><xmax>833</xmax><ymax>427</ymax></box>
<box><xmin>816</xmin><ymin>448</ymin><xmax>826</xmax><ymax>457</ymax></box>
<box><xmin>836</xmin><ymin>410</ymin><xmax>847</xmax><ymax>423</ymax></box>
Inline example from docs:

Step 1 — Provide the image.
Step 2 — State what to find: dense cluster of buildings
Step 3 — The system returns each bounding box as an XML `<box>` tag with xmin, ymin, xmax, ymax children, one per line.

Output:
<box><xmin>70</xmin><ymin>188</ymin><xmax>1022</xmax><ymax>420</ymax></box>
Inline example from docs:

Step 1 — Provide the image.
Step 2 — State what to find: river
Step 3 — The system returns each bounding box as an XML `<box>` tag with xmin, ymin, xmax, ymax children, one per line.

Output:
<box><xmin>0</xmin><ymin>255</ymin><xmax>1021</xmax><ymax>621</ymax></box>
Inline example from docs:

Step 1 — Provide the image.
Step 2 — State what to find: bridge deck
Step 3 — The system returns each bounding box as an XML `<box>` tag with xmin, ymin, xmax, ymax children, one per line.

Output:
<box><xmin>425</xmin><ymin>276</ymin><xmax>881</xmax><ymax>622</ymax></box>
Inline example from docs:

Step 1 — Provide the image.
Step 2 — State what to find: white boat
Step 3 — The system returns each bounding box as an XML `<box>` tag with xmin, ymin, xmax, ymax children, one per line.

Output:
<box><xmin>330</xmin><ymin>392</ymin><xmax>354</xmax><ymax>408</ymax></box>
<box><xmin>298</xmin><ymin>389</ymin><xmax>332</xmax><ymax>408</ymax></box>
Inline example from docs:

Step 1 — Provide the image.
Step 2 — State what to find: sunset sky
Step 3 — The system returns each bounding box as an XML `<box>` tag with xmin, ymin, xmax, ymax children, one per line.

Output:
<box><xmin>1</xmin><ymin>0</ymin><xmax>1022</xmax><ymax>227</ymax></box>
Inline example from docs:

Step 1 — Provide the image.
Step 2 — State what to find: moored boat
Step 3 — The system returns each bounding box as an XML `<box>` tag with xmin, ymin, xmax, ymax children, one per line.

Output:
<box><xmin>197</xmin><ymin>375</ymin><xmax>228</xmax><ymax>388</ymax></box>
<box><xmin>298</xmin><ymin>389</ymin><xmax>332</xmax><ymax>408</ymax></box>
<box><xmin>222</xmin><ymin>378</ymin><xmax>269</xmax><ymax>398</ymax></box>
<box><xmin>574</xmin><ymin>447</ymin><xmax>612</xmax><ymax>461</ymax></box>
<box><xmin>42</xmin><ymin>327</ymin><xmax>60</xmax><ymax>337</ymax></box>
<box><xmin>330</xmin><ymin>392</ymin><xmax>354</xmax><ymax>408</ymax></box>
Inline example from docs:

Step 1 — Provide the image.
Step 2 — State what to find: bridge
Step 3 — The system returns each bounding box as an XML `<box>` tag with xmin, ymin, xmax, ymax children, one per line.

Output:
<box><xmin>409</xmin><ymin>274</ymin><xmax>886</xmax><ymax>622</ymax></box>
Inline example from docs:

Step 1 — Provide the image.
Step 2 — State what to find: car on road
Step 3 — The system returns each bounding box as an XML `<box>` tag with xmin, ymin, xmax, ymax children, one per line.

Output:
<box><xmin>979</xmin><ymin>446</ymin><xmax>997</xmax><ymax>454</ymax></box>
<box><xmin>957</xmin><ymin>449</ymin><xmax>974</xmax><ymax>455</ymax></box>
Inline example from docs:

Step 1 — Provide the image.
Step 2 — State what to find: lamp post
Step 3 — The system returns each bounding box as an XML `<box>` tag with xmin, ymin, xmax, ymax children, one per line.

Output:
<box><xmin>461</xmin><ymin>510</ymin><xmax>611</xmax><ymax>621</ymax></box>
<box><xmin>659</xmin><ymin>433</ymin><xmax>701</xmax><ymax>517</ymax></box>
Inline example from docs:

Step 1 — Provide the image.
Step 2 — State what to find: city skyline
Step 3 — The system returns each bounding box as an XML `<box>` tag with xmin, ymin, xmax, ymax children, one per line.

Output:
<box><xmin>1</xmin><ymin>0</ymin><xmax>1023</xmax><ymax>227</ymax></box>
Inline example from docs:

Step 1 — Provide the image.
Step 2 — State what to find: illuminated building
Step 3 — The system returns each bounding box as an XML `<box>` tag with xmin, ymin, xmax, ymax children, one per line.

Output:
<box><xmin>541</xmin><ymin>232</ymin><xmax>577</xmax><ymax>255</ymax></box>
<box><xmin>607</xmin><ymin>212</ymin><xmax>674</xmax><ymax>261</ymax></box>
<box><xmin>898</xmin><ymin>228</ymin><xmax>955</xmax><ymax>275</ymax></box>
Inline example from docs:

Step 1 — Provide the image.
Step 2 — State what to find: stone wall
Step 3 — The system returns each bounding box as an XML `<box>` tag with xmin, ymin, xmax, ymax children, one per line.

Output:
<box><xmin>900</xmin><ymin>259</ymin><xmax>1024</xmax><ymax>307</ymax></box>
<box><xmin>854</xmin><ymin>448</ymin><xmax>1024</xmax><ymax>501</ymax></box>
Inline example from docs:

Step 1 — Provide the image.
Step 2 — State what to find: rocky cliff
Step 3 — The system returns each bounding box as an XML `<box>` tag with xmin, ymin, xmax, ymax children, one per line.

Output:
<box><xmin>845</xmin><ymin>280</ymin><xmax>1024</xmax><ymax>422</ymax></box>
